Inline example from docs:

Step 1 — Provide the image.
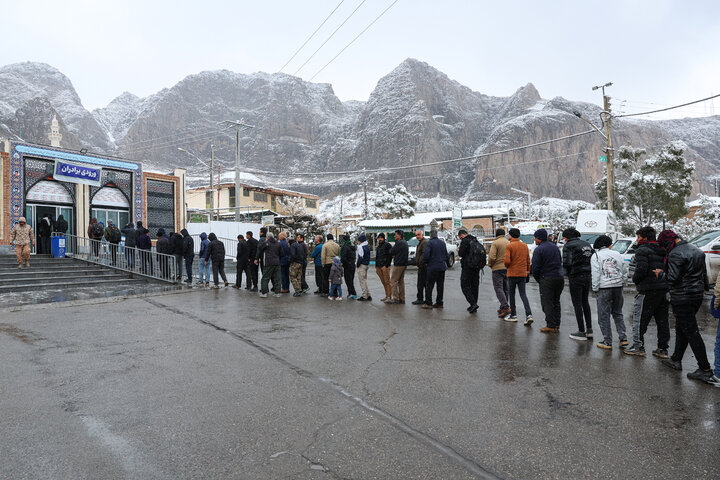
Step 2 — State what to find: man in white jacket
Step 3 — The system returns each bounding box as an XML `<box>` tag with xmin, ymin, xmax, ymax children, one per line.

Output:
<box><xmin>591</xmin><ymin>235</ymin><xmax>628</xmax><ymax>350</ymax></box>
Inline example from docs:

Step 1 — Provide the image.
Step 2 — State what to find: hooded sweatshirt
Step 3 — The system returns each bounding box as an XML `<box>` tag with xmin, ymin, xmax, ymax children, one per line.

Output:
<box><xmin>329</xmin><ymin>257</ymin><xmax>344</xmax><ymax>284</ymax></box>
<box><xmin>198</xmin><ymin>233</ymin><xmax>210</xmax><ymax>259</ymax></box>
<box><xmin>591</xmin><ymin>247</ymin><xmax>627</xmax><ymax>291</ymax></box>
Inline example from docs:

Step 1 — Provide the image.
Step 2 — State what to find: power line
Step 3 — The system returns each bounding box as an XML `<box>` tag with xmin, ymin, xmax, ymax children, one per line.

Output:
<box><xmin>309</xmin><ymin>0</ymin><xmax>401</xmax><ymax>81</ymax></box>
<box><xmin>293</xmin><ymin>0</ymin><xmax>367</xmax><ymax>76</ymax></box>
<box><xmin>278</xmin><ymin>0</ymin><xmax>346</xmax><ymax>73</ymax></box>
<box><xmin>614</xmin><ymin>93</ymin><xmax>720</xmax><ymax>118</ymax></box>
<box><xmin>117</xmin><ymin>125</ymin><xmax>222</xmax><ymax>152</ymax></box>
<box><xmin>247</xmin><ymin>129</ymin><xmax>596</xmax><ymax>177</ymax></box>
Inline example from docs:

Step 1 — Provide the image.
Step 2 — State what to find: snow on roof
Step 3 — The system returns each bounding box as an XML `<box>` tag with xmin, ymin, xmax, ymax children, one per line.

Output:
<box><xmin>359</xmin><ymin>208</ymin><xmax>504</xmax><ymax>228</ymax></box>
<box><xmin>688</xmin><ymin>196</ymin><xmax>720</xmax><ymax>208</ymax></box>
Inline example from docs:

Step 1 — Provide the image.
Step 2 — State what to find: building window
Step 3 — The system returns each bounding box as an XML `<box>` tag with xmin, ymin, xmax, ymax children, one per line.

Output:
<box><xmin>305</xmin><ymin>198</ymin><xmax>317</xmax><ymax>209</ymax></box>
<box><xmin>147</xmin><ymin>179</ymin><xmax>176</xmax><ymax>238</ymax></box>
<box><xmin>271</xmin><ymin>196</ymin><xmax>276</xmax><ymax>210</ymax></box>
<box><xmin>243</xmin><ymin>188</ymin><xmax>250</xmax><ymax>197</ymax></box>
<box><xmin>253</xmin><ymin>192</ymin><xmax>267</xmax><ymax>202</ymax></box>
<box><xmin>205</xmin><ymin>191</ymin><xmax>212</xmax><ymax>209</ymax></box>
<box><xmin>229</xmin><ymin>187</ymin><xmax>236</xmax><ymax>208</ymax></box>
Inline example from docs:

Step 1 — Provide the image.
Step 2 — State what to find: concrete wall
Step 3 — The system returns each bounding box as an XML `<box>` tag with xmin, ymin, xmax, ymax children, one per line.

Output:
<box><xmin>185</xmin><ymin>221</ymin><xmax>261</xmax><ymax>240</ymax></box>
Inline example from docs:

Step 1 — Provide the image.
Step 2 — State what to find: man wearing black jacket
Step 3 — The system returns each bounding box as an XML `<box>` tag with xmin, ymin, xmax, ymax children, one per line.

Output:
<box><xmin>122</xmin><ymin>222</ymin><xmax>138</xmax><ymax>269</ymax></box>
<box><xmin>245</xmin><ymin>231</ymin><xmax>259</xmax><ymax>291</ymax></box>
<box><xmin>375</xmin><ymin>233</ymin><xmax>393</xmax><ymax>301</ymax></box>
<box><xmin>624</xmin><ymin>227</ymin><xmax>670</xmax><ymax>357</ymax></box>
<box><xmin>234</xmin><ymin>234</ymin><xmax>250</xmax><ymax>289</ymax></box>
<box><xmin>562</xmin><ymin>227</ymin><xmax>595</xmax><ymax>341</ymax></box>
<box><xmin>655</xmin><ymin>230</ymin><xmax>718</xmax><ymax>384</ymax></box>
<box><xmin>170</xmin><ymin>231</ymin><xmax>184</xmax><ymax>281</ymax></box>
<box><xmin>340</xmin><ymin>234</ymin><xmax>357</xmax><ymax>299</ymax></box>
<box><xmin>387</xmin><ymin>230</ymin><xmax>408</xmax><ymax>304</ymax></box>
<box><xmin>258</xmin><ymin>232</ymin><xmax>282</xmax><ymax>297</ymax></box>
<box><xmin>458</xmin><ymin>229</ymin><xmax>482</xmax><ymax>313</ymax></box>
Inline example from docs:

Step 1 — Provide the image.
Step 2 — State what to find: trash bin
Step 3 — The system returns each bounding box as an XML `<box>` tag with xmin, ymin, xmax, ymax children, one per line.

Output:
<box><xmin>51</xmin><ymin>236</ymin><xmax>66</xmax><ymax>258</ymax></box>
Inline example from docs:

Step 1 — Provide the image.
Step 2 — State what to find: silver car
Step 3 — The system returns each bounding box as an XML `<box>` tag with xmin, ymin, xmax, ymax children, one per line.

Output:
<box><xmin>688</xmin><ymin>230</ymin><xmax>720</xmax><ymax>289</ymax></box>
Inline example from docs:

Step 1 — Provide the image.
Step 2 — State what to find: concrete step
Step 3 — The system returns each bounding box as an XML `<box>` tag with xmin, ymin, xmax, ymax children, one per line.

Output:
<box><xmin>0</xmin><ymin>276</ymin><xmax>149</xmax><ymax>293</ymax></box>
<box><xmin>0</xmin><ymin>271</ymin><xmax>126</xmax><ymax>283</ymax></box>
<box><xmin>0</xmin><ymin>266</ymin><xmax>104</xmax><ymax>273</ymax></box>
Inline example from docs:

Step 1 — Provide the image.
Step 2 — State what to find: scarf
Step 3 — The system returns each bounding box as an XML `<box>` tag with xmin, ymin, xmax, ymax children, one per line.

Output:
<box><xmin>657</xmin><ymin>230</ymin><xmax>679</xmax><ymax>271</ymax></box>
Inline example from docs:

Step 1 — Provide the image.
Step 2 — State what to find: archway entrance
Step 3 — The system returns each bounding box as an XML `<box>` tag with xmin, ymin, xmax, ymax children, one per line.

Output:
<box><xmin>25</xmin><ymin>180</ymin><xmax>75</xmax><ymax>254</ymax></box>
<box><xmin>91</xmin><ymin>186</ymin><xmax>130</xmax><ymax>230</ymax></box>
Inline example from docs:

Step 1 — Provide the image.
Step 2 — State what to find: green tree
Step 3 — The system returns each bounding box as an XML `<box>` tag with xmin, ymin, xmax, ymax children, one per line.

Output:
<box><xmin>595</xmin><ymin>141</ymin><xmax>693</xmax><ymax>233</ymax></box>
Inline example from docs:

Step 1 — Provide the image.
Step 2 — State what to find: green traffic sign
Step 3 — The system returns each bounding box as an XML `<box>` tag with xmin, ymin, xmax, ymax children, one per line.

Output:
<box><xmin>599</xmin><ymin>155</ymin><xmax>607</xmax><ymax>163</ymax></box>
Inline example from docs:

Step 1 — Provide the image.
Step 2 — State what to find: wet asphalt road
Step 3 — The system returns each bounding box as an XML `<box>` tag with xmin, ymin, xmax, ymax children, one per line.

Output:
<box><xmin>1</xmin><ymin>267</ymin><xmax>719</xmax><ymax>479</ymax></box>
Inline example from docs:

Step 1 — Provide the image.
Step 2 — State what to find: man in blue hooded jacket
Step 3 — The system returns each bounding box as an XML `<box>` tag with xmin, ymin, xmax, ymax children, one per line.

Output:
<box><xmin>531</xmin><ymin>228</ymin><xmax>564</xmax><ymax>333</ymax></box>
<box><xmin>197</xmin><ymin>232</ymin><xmax>210</xmax><ymax>287</ymax></box>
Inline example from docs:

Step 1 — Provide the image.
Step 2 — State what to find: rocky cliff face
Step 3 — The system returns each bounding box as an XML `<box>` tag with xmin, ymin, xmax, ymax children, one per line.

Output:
<box><xmin>2</xmin><ymin>59</ymin><xmax>719</xmax><ymax>202</ymax></box>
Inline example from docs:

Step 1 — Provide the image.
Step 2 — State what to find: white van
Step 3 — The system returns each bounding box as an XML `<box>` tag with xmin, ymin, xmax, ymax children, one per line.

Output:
<box><xmin>575</xmin><ymin>210</ymin><xmax>619</xmax><ymax>245</ymax></box>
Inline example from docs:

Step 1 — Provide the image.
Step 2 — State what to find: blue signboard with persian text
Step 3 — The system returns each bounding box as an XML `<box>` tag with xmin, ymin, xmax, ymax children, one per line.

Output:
<box><xmin>53</xmin><ymin>160</ymin><xmax>102</xmax><ymax>186</ymax></box>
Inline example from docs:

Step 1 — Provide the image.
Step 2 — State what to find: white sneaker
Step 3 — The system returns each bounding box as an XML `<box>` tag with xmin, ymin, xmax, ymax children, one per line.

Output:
<box><xmin>524</xmin><ymin>315</ymin><xmax>534</xmax><ymax>326</ymax></box>
<box><xmin>336</xmin><ymin>297</ymin><xmax>343</xmax><ymax>301</ymax></box>
<box><xmin>504</xmin><ymin>315</ymin><xmax>518</xmax><ymax>322</ymax></box>
<box><xmin>259</xmin><ymin>293</ymin><xmax>268</xmax><ymax>298</ymax></box>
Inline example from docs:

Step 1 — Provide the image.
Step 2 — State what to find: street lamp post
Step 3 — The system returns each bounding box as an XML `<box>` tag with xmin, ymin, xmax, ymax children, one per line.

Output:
<box><xmin>179</xmin><ymin>146</ymin><xmax>214</xmax><ymax>220</ymax></box>
<box><xmin>510</xmin><ymin>187</ymin><xmax>532</xmax><ymax>219</ymax></box>
<box><xmin>219</xmin><ymin>120</ymin><xmax>255</xmax><ymax>221</ymax></box>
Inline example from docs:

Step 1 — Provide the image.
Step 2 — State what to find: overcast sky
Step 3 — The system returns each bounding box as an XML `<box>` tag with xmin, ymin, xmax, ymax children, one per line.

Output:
<box><xmin>3</xmin><ymin>0</ymin><xmax>719</xmax><ymax>119</ymax></box>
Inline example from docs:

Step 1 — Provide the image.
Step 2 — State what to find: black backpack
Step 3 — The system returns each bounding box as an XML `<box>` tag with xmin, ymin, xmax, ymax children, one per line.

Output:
<box><xmin>467</xmin><ymin>238</ymin><xmax>487</xmax><ymax>269</ymax></box>
<box><xmin>107</xmin><ymin>226</ymin><xmax>121</xmax><ymax>243</ymax></box>
<box><xmin>91</xmin><ymin>223</ymin><xmax>103</xmax><ymax>238</ymax></box>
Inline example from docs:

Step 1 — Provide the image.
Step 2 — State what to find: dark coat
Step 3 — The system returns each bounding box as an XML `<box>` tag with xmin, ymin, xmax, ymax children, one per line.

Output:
<box><xmin>632</xmin><ymin>241</ymin><xmax>668</xmax><ymax>293</ymax></box>
<box><xmin>660</xmin><ymin>241</ymin><xmax>706</xmax><ymax>302</ymax></box>
<box><xmin>562</xmin><ymin>237</ymin><xmax>593</xmax><ymax>277</ymax></box>
<box><xmin>375</xmin><ymin>241</ymin><xmax>393</xmax><ymax>268</ymax></box>
<box><xmin>55</xmin><ymin>216</ymin><xmax>68</xmax><ymax>234</ymax></box>
<box><xmin>279</xmin><ymin>239</ymin><xmax>290</xmax><ymax>266</ymax></box>
<box><xmin>311</xmin><ymin>243</ymin><xmax>323</xmax><ymax>267</ymax></box>
<box><xmin>156</xmin><ymin>235</ymin><xmax>171</xmax><ymax>255</ymax></box>
<box><xmin>236</xmin><ymin>240</ymin><xmax>249</xmax><ymax>264</ymax></box>
<box><xmin>37</xmin><ymin>217</ymin><xmax>52</xmax><ymax>237</ymax></box>
<box><xmin>390</xmin><ymin>239</ymin><xmax>409</xmax><ymax>266</ymax></box>
<box><xmin>137</xmin><ymin>233</ymin><xmax>151</xmax><ymax>251</ymax></box>
<box><xmin>170</xmin><ymin>233</ymin><xmax>184</xmax><ymax>255</ymax></box>
<box><xmin>181</xmin><ymin>230</ymin><xmax>194</xmax><ymax>259</ymax></box>
<box><xmin>458</xmin><ymin>235</ymin><xmax>476</xmax><ymax>269</ymax></box>
<box><xmin>258</xmin><ymin>236</ymin><xmax>282</xmax><ymax>266</ymax></box>
<box><xmin>329</xmin><ymin>262</ymin><xmax>344</xmax><ymax>284</ymax></box>
<box><xmin>198</xmin><ymin>233</ymin><xmax>210</xmax><ymax>259</ymax></box>
<box><xmin>341</xmin><ymin>242</ymin><xmax>356</xmax><ymax>266</ymax></box>
<box><xmin>531</xmin><ymin>240</ymin><xmax>564</xmax><ymax>281</ymax></box>
<box><xmin>122</xmin><ymin>224</ymin><xmax>137</xmax><ymax>247</ymax></box>
<box><xmin>357</xmin><ymin>244</ymin><xmax>370</xmax><ymax>267</ymax></box>
<box><xmin>423</xmin><ymin>237</ymin><xmax>447</xmax><ymax>272</ymax></box>
<box><xmin>246</xmin><ymin>237</ymin><xmax>258</xmax><ymax>260</ymax></box>
<box><xmin>206</xmin><ymin>239</ymin><xmax>226</xmax><ymax>263</ymax></box>
<box><xmin>290</xmin><ymin>241</ymin><xmax>306</xmax><ymax>264</ymax></box>
<box><xmin>415</xmin><ymin>237</ymin><xmax>428</xmax><ymax>267</ymax></box>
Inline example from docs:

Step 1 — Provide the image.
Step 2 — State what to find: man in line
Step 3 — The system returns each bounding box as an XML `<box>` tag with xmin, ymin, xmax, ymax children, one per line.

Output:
<box><xmin>234</xmin><ymin>234</ymin><xmax>250</xmax><ymax>289</ymax></box>
<box><xmin>321</xmin><ymin>234</ymin><xmax>340</xmax><ymax>296</ymax></box>
<box><xmin>375</xmin><ymin>233</ymin><xmax>393</xmax><ymax>301</ymax></box>
<box><xmin>624</xmin><ymin>227</ymin><xmax>670</xmax><ymax>358</ymax></box>
<box><xmin>289</xmin><ymin>233</ymin><xmax>308</xmax><ymax>297</ymax></box>
<box><xmin>245</xmin><ymin>231</ymin><xmax>259</xmax><ymax>291</ymax></box>
<box><xmin>531</xmin><ymin>228</ymin><xmax>564</xmax><ymax>333</ymax></box>
<box><xmin>340</xmin><ymin>234</ymin><xmax>358</xmax><ymax>299</ymax></box>
<box><xmin>412</xmin><ymin>230</ymin><xmax>429</xmax><ymax>306</ymax></box>
<box><xmin>87</xmin><ymin>218</ymin><xmax>104</xmax><ymax>259</ymax></box>
<box><xmin>122</xmin><ymin>221</ymin><xmax>138</xmax><ymax>270</ymax></box>
<box><xmin>198</xmin><ymin>232</ymin><xmax>210</xmax><ymax>287</ymax></box>
<box><xmin>298</xmin><ymin>233</ymin><xmax>310</xmax><ymax>293</ymax></box>
<box><xmin>591</xmin><ymin>235</ymin><xmax>628</xmax><ymax>349</ymax></box>
<box><xmin>387</xmin><ymin>230</ymin><xmax>408</xmax><ymax>305</ymax></box>
<box><xmin>458</xmin><ymin>229</ymin><xmax>485</xmax><ymax>313</ymax></box>
<box><xmin>156</xmin><ymin>228</ymin><xmax>172</xmax><ymax>279</ymax></box>
<box><xmin>10</xmin><ymin>217</ymin><xmax>34</xmax><ymax>269</ymax></box>
<box><xmin>279</xmin><ymin>231</ymin><xmax>291</xmax><ymax>293</ymax></box>
<box><xmin>104</xmin><ymin>220</ymin><xmax>121</xmax><ymax>266</ymax></box>
<box><xmin>422</xmin><ymin>229</ymin><xmax>446</xmax><ymax>309</ymax></box>
<box><xmin>356</xmin><ymin>234</ymin><xmax>372</xmax><ymax>301</ymax></box>
<box><xmin>488</xmin><ymin>229</ymin><xmax>510</xmax><ymax>318</ymax></box>
<box><xmin>311</xmin><ymin>235</ymin><xmax>324</xmax><ymax>294</ymax></box>
<box><xmin>504</xmin><ymin>228</ymin><xmax>533</xmax><ymax>325</ymax></box>
<box><xmin>562</xmin><ymin>227</ymin><xmax>594</xmax><ymax>340</ymax></box>
<box><xmin>655</xmin><ymin>230</ymin><xmax>719</xmax><ymax>384</ymax></box>
<box><xmin>170</xmin><ymin>231</ymin><xmax>184</xmax><ymax>281</ymax></box>
<box><xmin>257</xmin><ymin>232</ymin><xmax>282</xmax><ymax>298</ymax></box>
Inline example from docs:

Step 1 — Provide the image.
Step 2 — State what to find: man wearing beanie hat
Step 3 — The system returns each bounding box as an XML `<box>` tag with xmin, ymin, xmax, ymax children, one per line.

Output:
<box><xmin>375</xmin><ymin>233</ymin><xmax>393</xmax><ymax>301</ymax></box>
<box><xmin>488</xmin><ymin>228</ymin><xmax>510</xmax><ymax>318</ymax></box>
<box><xmin>654</xmin><ymin>230</ymin><xmax>719</xmax><ymax>384</ymax></box>
<box><xmin>591</xmin><ymin>234</ymin><xmax>628</xmax><ymax>349</ymax></box>
<box><xmin>356</xmin><ymin>234</ymin><xmax>372</xmax><ymax>301</ymax></box>
<box><xmin>10</xmin><ymin>217</ymin><xmax>34</xmax><ymax>269</ymax></box>
<box><xmin>531</xmin><ymin>228</ymin><xmax>565</xmax><ymax>332</ymax></box>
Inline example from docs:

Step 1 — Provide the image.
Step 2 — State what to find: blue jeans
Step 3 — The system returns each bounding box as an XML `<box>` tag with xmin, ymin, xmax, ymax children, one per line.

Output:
<box><xmin>715</xmin><ymin>319</ymin><xmax>720</xmax><ymax>377</ymax></box>
<box><xmin>198</xmin><ymin>258</ymin><xmax>210</xmax><ymax>283</ymax></box>
<box><xmin>330</xmin><ymin>284</ymin><xmax>343</xmax><ymax>297</ymax></box>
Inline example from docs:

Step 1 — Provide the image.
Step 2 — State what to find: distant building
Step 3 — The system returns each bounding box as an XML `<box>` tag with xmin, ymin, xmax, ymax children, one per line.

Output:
<box><xmin>186</xmin><ymin>182</ymin><xmax>319</xmax><ymax>219</ymax></box>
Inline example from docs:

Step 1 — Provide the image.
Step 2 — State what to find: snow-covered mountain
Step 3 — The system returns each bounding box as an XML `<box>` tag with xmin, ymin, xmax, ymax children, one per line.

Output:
<box><xmin>2</xmin><ymin>59</ymin><xmax>719</xmax><ymax>202</ymax></box>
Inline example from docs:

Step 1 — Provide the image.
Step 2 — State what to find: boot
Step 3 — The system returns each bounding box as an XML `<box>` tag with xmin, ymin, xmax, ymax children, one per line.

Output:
<box><xmin>24</xmin><ymin>260</ymin><xmax>29</xmax><ymax>268</ymax></box>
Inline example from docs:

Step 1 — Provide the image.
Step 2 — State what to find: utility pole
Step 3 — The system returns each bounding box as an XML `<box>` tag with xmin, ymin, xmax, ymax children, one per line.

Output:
<box><xmin>593</xmin><ymin>82</ymin><xmax>614</xmax><ymax>213</ymax></box>
<box><xmin>362</xmin><ymin>168</ymin><xmax>368</xmax><ymax>218</ymax></box>
<box><xmin>210</xmin><ymin>144</ymin><xmax>215</xmax><ymax>221</ymax></box>
<box><xmin>219</xmin><ymin>120</ymin><xmax>255</xmax><ymax>221</ymax></box>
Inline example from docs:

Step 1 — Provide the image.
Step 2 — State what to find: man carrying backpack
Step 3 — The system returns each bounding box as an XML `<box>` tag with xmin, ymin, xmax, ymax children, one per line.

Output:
<box><xmin>562</xmin><ymin>227</ymin><xmax>595</xmax><ymax>340</ymax></box>
<box><xmin>87</xmin><ymin>218</ymin><xmax>104</xmax><ymax>260</ymax></box>
<box><xmin>458</xmin><ymin>229</ymin><xmax>486</xmax><ymax>314</ymax></box>
<box><xmin>103</xmin><ymin>220</ymin><xmax>122</xmax><ymax>266</ymax></box>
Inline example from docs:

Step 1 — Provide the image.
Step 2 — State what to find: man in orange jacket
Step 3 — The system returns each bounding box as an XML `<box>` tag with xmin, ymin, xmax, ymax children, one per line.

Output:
<box><xmin>504</xmin><ymin>228</ymin><xmax>534</xmax><ymax>325</ymax></box>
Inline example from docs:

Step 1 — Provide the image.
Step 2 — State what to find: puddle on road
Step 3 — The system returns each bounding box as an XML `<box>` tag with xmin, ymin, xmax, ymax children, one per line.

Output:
<box><xmin>0</xmin><ymin>323</ymin><xmax>42</xmax><ymax>344</ymax></box>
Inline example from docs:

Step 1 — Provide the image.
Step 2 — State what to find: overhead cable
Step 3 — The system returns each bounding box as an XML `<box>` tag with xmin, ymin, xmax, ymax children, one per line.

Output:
<box><xmin>614</xmin><ymin>93</ymin><xmax>720</xmax><ymax>118</ymax></box>
<box><xmin>278</xmin><ymin>0</ymin><xmax>346</xmax><ymax>73</ymax></box>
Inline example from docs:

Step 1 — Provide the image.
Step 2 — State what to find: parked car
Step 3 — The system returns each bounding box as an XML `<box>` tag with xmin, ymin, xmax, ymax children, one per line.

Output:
<box><xmin>408</xmin><ymin>236</ymin><xmax>457</xmax><ymax>268</ymax></box>
<box><xmin>688</xmin><ymin>230</ymin><xmax>720</xmax><ymax>289</ymax></box>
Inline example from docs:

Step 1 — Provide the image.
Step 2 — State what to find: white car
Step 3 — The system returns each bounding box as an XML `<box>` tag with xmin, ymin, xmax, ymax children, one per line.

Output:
<box><xmin>407</xmin><ymin>237</ymin><xmax>457</xmax><ymax>268</ymax></box>
<box><xmin>688</xmin><ymin>230</ymin><xmax>720</xmax><ymax>289</ymax></box>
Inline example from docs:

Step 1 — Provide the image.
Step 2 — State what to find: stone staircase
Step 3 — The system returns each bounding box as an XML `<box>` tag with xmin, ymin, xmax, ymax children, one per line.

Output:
<box><xmin>0</xmin><ymin>255</ymin><xmax>178</xmax><ymax>308</ymax></box>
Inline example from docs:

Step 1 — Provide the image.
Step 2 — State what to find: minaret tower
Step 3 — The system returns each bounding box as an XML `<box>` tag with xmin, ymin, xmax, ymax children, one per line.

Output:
<box><xmin>49</xmin><ymin>115</ymin><xmax>62</xmax><ymax>147</ymax></box>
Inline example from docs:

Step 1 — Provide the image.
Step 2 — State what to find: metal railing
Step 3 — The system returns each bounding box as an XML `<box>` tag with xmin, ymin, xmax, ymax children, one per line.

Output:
<box><xmin>52</xmin><ymin>233</ymin><xmax>178</xmax><ymax>283</ymax></box>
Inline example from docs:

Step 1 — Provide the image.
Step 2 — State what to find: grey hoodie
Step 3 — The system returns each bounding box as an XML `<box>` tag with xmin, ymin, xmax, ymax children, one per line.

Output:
<box><xmin>591</xmin><ymin>247</ymin><xmax>627</xmax><ymax>291</ymax></box>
